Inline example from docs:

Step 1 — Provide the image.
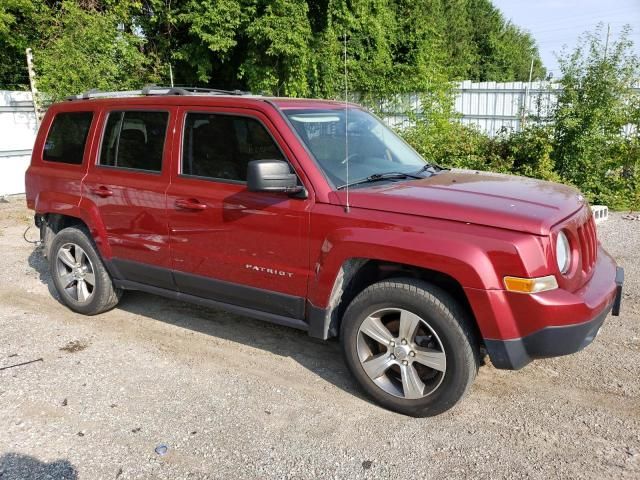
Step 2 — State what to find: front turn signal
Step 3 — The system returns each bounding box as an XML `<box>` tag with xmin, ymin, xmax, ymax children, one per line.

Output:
<box><xmin>503</xmin><ymin>275</ymin><xmax>558</xmax><ymax>294</ymax></box>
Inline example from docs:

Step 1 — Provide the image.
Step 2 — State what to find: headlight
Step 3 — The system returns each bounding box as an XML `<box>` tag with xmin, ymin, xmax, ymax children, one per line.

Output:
<box><xmin>556</xmin><ymin>230</ymin><xmax>571</xmax><ymax>274</ymax></box>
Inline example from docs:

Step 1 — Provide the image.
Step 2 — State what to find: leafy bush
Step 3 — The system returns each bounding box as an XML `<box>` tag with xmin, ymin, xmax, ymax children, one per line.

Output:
<box><xmin>402</xmin><ymin>122</ymin><xmax>558</xmax><ymax>178</ymax></box>
<box><xmin>496</xmin><ymin>125</ymin><xmax>559</xmax><ymax>182</ymax></box>
<box><xmin>402</xmin><ymin>121</ymin><xmax>503</xmax><ymax>172</ymax></box>
<box><xmin>403</xmin><ymin>118</ymin><xmax>638</xmax><ymax>210</ymax></box>
<box><xmin>551</xmin><ymin>25</ymin><xmax>639</xmax><ymax>209</ymax></box>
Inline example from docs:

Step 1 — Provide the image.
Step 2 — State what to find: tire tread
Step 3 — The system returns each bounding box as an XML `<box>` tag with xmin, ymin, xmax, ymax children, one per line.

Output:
<box><xmin>49</xmin><ymin>226</ymin><xmax>121</xmax><ymax>315</ymax></box>
<box><xmin>340</xmin><ymin>277</ymin><xmax>479</xmax><ymax>416</ymax></box>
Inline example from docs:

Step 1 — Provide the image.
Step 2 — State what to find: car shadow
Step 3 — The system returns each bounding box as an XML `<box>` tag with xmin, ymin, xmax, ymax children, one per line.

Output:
<box><xmin>27</xmin><ymin>248</ymin><xmax>371</xmax><ymax>406</ymax></box>
<box><xmin>0</xmin><ymin>453</ymin><xmax>77</xmax><ymax>480</ymax></box>
<box><xmin>28</xmin><ymin>245</ymin><xmax>60</xmax><ymax>301</ymax></box>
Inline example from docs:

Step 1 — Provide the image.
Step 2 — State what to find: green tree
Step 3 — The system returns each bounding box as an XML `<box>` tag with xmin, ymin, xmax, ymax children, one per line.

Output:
<box><xmin>35</xmin><ymin>1</ymin><xmax>160</xmax><ymax>100</ymax></box>
<box><xmin>2</xmin><ymin>0</ymin><xmax>548</xmax><ymax>98</ymax></box>
<box><xmin>466</xmin><ymin>0</ymin><xmax>545</xmax><ymax>81</ymax></box>
<box><xmin>553</xmin><ymin>25</ymin><xmax>640</xmax><ymax>208</ymax></box>
<box><xmin>0</xmin><ymin>0</ymin><xmax>46</xmax><ymax>89</ymax></box>
<box><xmin>392</xmin><ymin>0</ymin><xmax>449</xmax><ymax>88</ymax></box>
<box><xmin>171</xmin><ymin>0</ymin><xmax>252</xmax><ymax>84</ymax></box>
<box><xmin>241</xmin><ymin>0</ymin><xmax>313</xmax><ymax>96</ymax></box>
<box><xmin>443</xmin><ymin>0</ymin><xmax>478</xmax><ymax>79</ymax></box>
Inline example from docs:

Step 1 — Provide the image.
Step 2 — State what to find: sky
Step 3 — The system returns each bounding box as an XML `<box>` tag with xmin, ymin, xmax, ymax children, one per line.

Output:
<box><xmin>492</xmin><ymin>0</ymin><xmax>640</xmax><ymax>79</ymax></box>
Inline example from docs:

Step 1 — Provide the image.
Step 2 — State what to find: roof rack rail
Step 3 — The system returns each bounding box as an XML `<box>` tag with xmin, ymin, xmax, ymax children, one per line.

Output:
<box><xmin>66</xmin><ymin>85</ymin><xmax>249</xmax><ymax>101</ymax></box>
<box><xmin>164</xmin><ymin>86</ymin><xmax>248</xmax><ymax>96</ymax></box>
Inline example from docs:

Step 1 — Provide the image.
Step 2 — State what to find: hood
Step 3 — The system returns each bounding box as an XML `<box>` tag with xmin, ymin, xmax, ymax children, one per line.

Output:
<box><xmin>332</xmin><ymin>169</ymin><xmax>586</xmax><ymax>235</ymax></box>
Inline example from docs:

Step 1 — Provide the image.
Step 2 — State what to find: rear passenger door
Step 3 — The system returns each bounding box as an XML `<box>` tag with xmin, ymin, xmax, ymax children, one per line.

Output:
<box><xmin>82</xmin><ymin>107</ymin><xmax>176</xmax><ymax>289</ymax></box>
<box><xmin>166</xmin><ymin>107</ymin><xmax>312</xmax><ymax>319</ymax></box>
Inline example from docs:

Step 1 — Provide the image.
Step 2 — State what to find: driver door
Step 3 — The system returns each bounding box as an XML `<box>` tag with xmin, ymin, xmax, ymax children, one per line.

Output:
<box><xmin>166</xmin><ymin>106</ymin><xmax>313</xmax><ymax>319</ymax></box>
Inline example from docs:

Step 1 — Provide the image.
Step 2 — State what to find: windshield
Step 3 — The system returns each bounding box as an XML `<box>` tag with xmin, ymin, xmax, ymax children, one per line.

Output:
<box><xmin>284</xmin><ymin>108</ymin><xmax>428</xmax><ymax>187</ymax></box>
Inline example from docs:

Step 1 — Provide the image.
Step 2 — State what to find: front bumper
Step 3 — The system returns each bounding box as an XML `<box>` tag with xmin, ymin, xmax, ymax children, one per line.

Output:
<box><xmin>483</xmin><ymin>265</ymin><xmax>624</xmax><ymax>370</ymax></box>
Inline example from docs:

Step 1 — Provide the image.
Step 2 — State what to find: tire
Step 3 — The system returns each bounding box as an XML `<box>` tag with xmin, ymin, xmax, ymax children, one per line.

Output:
<box><xmin>49</xmin><ymin>226</ymin><xmax>122</xmax><ymax>315</ymax></box>
<box><xmin>340</xmin><ymin>278</ymin><xmax>479</xmax><ymax>417</ymax></box>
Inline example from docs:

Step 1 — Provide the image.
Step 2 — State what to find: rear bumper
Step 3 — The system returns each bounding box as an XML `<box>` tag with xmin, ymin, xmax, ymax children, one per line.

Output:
<box><xmin>485</xmin><ymin>266</ymin><xmax>624</xmax><ymax>370</ymax></box>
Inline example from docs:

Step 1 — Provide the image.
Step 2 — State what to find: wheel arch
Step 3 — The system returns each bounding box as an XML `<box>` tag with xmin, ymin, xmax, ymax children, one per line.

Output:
<box><xmin>37</xmin><ymin>200</ymin><xmax>111</xmax><ymax>260</ymax></box>
<box><xmin>307</xmin><ymin>258</ymin><xmax>482</xmax><ymax>346</ymax></box>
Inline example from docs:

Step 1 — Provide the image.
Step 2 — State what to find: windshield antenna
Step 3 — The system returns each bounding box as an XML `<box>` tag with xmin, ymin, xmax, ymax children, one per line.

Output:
<box><xmin>343</xmin><ymin>32</ymin><xmax>350</xmax><ymax>213</ymax></box>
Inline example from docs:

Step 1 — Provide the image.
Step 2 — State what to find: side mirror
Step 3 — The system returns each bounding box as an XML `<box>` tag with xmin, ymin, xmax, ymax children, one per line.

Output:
<box><xmin>247</xmin><ymin>160</ymin><xmax>303</xmax><ymax>194</ymax></box>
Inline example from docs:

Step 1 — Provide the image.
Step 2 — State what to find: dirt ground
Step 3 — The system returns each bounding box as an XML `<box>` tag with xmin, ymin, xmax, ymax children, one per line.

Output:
<box><xmin>0</xmin><ymin>195</ymin><xmax>638</xmax><ymax>480</ymax></box>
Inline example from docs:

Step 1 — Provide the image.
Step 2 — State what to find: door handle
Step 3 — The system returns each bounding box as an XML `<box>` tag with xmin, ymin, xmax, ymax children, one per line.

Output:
<box><xmin>91</xmin><ymin>186</ymin><xmax>113</xmax><ymax>197</ymax></box>
<box><xmin>175</xmin><ymin>198</ymin><xmax>207</xmax><ymax>211</ymax></box>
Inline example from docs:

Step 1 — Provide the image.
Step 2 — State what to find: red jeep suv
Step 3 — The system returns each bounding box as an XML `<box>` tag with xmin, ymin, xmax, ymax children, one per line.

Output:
<box><xmin>25</xmin><ymin>87</ymin><xmax>624</xmax><ymax>416</ymax></box>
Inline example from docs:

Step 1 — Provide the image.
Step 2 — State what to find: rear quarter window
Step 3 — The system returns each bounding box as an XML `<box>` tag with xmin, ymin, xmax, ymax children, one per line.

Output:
<box><xmin>43</xmin><ymin>112</ymin><xmax>93</xmax><ymax>165</ymax></box>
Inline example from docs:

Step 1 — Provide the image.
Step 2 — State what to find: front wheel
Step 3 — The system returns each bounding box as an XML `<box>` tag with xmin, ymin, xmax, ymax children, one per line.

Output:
<box><xmin>340</xmin><ymin>278</ymin><xmax>479</xmax><ymax>417</ymax></box>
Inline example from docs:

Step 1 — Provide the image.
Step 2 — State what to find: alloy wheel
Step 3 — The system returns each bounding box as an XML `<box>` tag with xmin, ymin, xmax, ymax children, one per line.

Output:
<box><xmin>55</xmin><ymin>243</ymin><xmax>96</xmax><ymax>303</ymax></box>
<box><xmin>356</xmin><ymin>308</ymin><xmax>447</xmax><ymax>399</ymax></box>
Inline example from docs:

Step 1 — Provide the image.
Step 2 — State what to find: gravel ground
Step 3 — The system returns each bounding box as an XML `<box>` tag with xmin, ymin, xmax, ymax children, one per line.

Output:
<box><xmin>0</xmin><ymin>195</ymin><xmax>639</xmax><ymax>480</ymax></box>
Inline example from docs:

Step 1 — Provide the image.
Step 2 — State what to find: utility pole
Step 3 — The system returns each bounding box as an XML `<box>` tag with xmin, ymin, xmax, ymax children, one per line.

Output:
<box><xmin>522</xmin><ymin>56</ymin><xmax>535</xmax><ymax>130</ymax></box>
<box><xmin>169</xmin><ymin>63</ymin><xmax>174</xmax><ymax>87</ymax></box>
<box><xmin>25</xmin><ymin>48</ymin><xmax>40</xmax><ymax>126</ymax></box>
<box><xmin>528</xmin><ymin>56</ymin><xmax>535</xmax><ymax>85</ymax></box>
<box><xmin>604</xmin><ymin>23</ymin><xmax>611</xmax><ymax>60</ymax></box>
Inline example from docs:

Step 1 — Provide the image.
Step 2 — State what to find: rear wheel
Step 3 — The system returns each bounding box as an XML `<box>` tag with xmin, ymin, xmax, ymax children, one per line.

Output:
<box><xmin>341</xmin><ymin>278</ymin><xmax>479</xmax><ymax>417</ymax></box>
<box><xmin>50</xmin><ymin>226</ymin><xmax>122</xmax><ymax>315</ymax></box>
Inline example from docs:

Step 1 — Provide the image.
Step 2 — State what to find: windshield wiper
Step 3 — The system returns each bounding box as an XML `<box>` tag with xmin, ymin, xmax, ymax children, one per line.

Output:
<box><xmin>415</xmin><ymin>162</ymin><xmax>448</xmax><ymax>174</ymax></box>
<box><xmin>337</xmin><ymin>171</ymin><xmax>423</xmax><ymax>190</ymax></box>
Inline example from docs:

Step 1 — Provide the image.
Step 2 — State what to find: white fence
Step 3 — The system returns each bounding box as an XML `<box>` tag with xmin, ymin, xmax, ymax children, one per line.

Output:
<box><xmin>454</xmin><ymin>80</ymin><xmax>559</xmax><ymax>135</ymax></box>
<box><xmin>371</xmin><ymin>80</ymin><xmax>639</xmax><ymax>136</ymax></box>
<box><xmin>362</xmin><ymin>81</ymin><xmax>561</xmax><ymax>134</ymax></box>
<box><xmin>0</xmin><ymin>90</ymin><xmax>38</xmax><ymax>195</ymax></box>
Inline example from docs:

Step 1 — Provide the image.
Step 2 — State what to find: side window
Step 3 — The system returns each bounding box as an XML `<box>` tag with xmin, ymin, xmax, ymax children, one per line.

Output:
<box><xmin>99</xmin><ymin>111</ymin><xmax>168</xmax><ymax>172</ymax></box>
<box><xmin>43</xmin><ymin>112</ymin><xmax>93</xmax><ymax>165</ymax></box>
<box><xmin>182</xmin><ymin>112</ymin><xmax>284</xmax><ymax>181</ymax></box>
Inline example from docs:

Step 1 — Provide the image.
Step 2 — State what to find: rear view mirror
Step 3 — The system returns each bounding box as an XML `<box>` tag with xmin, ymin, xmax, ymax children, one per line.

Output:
<box><xmin>247</xmin><ymin>160</ymin><xmax>303</xmax><ymax>194</ymax></box>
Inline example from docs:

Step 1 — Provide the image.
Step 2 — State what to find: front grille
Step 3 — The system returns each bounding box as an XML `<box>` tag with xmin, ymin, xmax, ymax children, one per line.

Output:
<box><xmin>576</xmin><ymin>214</ymin><xmax>597</xmax><ymax>273</ymax></box>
